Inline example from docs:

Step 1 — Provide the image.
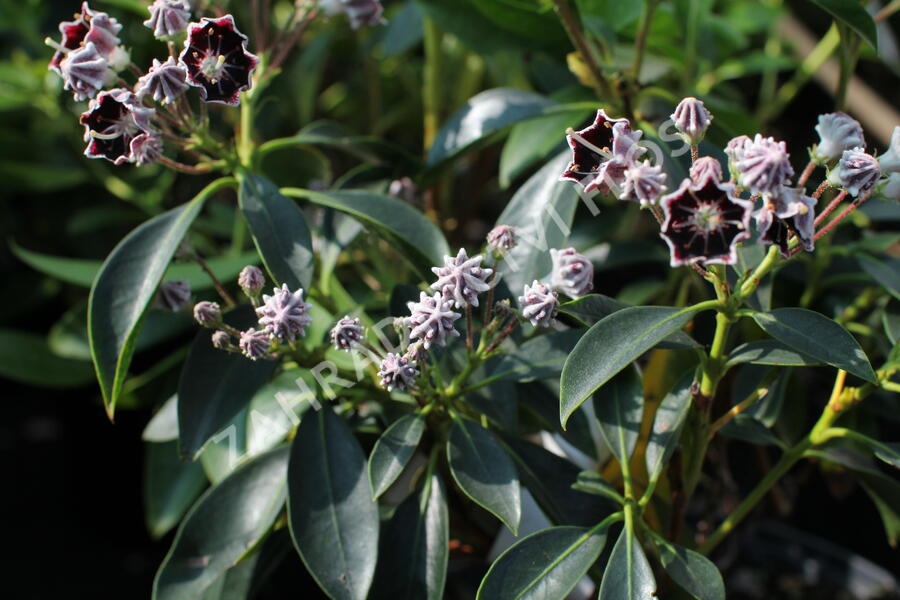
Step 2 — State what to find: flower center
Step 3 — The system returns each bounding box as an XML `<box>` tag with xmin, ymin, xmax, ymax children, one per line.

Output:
<box><xmin>688</xmin><ymin>202</ymin><xmax>725</xmax><ymax>234</ymax></box>
<box><xmin>200</xmin><ymin>54</ymin><xmax>227</xmax><ymax>82</ymax></box>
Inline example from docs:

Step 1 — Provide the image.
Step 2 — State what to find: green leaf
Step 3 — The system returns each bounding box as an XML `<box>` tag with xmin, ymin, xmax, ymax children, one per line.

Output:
<box><xmin>447</xmin><ymin>418</ymin><xmax>521</xmax><ymax>534</ymax></box>
<box><xmin>143</xmin><ymin>395</ymin><xmax>179</xmax><ymax>442</ymax></box>
<box><xmin>488</xmin><ymin>329</ymin><xmax>583</xmax><ymax>383</ymax></box>
<box><xmin>751</xmin><ymin>308</ymin><xmax>876</xmax><ymax>382</ymax></box>
<box><xmin>858</xmin><ymin>254</ymin><xmax>900</xmax><ymax>302</ymax></box>
<box><xmin>594</xmin><ymin>368</ymin><xmax>645</xmax><ymax>465</ymax></box>
<box><xmin>598</xmin><ymin>527</ymin><xmax>657</xmax><ymax>599</ymax></box>
<box><xmin>561</xmin><ymin>305</ymin><xmax>707</xmax><ymax>427</ymax></box>
<box><xmin>499</xmin><ymin>107</ymin><xmax>590</xmax><ymax>188</ymax></box>
<box><xmin>288</xmin><ymin>407</ymin><xmax>379</xmax><ymax>600</ymax></box>
<box><xmin>655</xmin><ymin>538</ymin><xmax>726</xmax><ymax>600</ymax></box>
<box><xmin>495</xmin><ymin>152</ymin><xmax>579</xmax><ymax>297</ymax></box>
<box><xmin>239</xmin><ymin>174</ymin><xmax>314</xmax><ymax>290</ymax></box>
<box><xmin>726</xmin><ymin>339</ymin><xmax>821</xmax><ymax>367</ymax></box>
<box><xmin>177</xmin><ymin>306</ymin><xmax>279</xmax><ymax>458</ymax></box>
<box><xmin>144</xmin><ymin>441</ymin><xmax>207</xmax><ymax>539</ymax></box>
<box><xmin>720</xmin><ymin>414</ymin><xmax>786</xmax><ymax>448</ymax></box>
<box><xmin>368</xmin><ymin>414</ymin><xmax>426</xmax><ymax>500</ymax></box>
<box><xmin>89</xmin><ymin>179</ymin><xmax>231</xmax><ymax>417</ymax></box>
<box><xmin>572</xmin><ymin>471</ymin><xmax>626</xmax><ymax>504</ymax></box>
<box><xmin>833</xmin><ymin>430</ymin><xmax>900</xmax><ymax>469</ymax></box>
<box><xmin>808</xmin><ymin>0</ymin><xmax>877</xmax><ymax>48</ymax></box>
<box><xmin>576</xmin><ymin>0</ymin><xmax>645</xmax><ymax>34</ymax></box>
<box><xmin>286</xmin><ymin>188</ymin><xmax>449</xmax><ymax>280</ymax></box>
<box><xmin>477</xmin><ymin>526</ymin><xmax>608</xmax><ymax>600</ymax></box>
<box><xmin>646</xmin><ymin>371</ymin><xmax>693</xmax><ymax>486</ymax></box>
<box><xmin>371</xmin><ymin>475</ymin><xmax>449</xmax><ymax>600</ymax></box>
<box><xmin>427</xmin><ymin>88</ymin><xmax>557</xmax><ymax>167</ymax></box>
<box><xmin>0</xmin><ymin>328</ymin><xmax>94</xmax><ymax>388</ymax></box>
<box><xmin>245</xmin><ymin>369</ymin><xmax>315</xmax><ymax>456</ymax></box>
<box><xmin>468</xmin><ymin>0</ymin><xmax>568</xmax><ymax>47</ymax></box>
<box><xmin>152</xmin><ymin>446</ymin><xmax>289</xmax><ymax>600</ymax></box>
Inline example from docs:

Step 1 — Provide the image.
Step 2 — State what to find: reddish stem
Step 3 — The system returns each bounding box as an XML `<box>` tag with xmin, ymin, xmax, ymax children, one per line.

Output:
<box><xmin>797</xmin><ymin>160</ymin><xmax>817</xmax><ymax>187</ymax></box>
<box><xmin>811</xmin><ymin>181</ymin><xmax>830</xmax><ymax>199</ymax></box>
<box><xmin>157</xmin><ymin>155</ymin><xmax>214</xmax><ymax>174</ymax></box>
<box><xmin>814</xmin><ymin>190</ymin><xmax>848</xmax><ymax>227</ymax></box>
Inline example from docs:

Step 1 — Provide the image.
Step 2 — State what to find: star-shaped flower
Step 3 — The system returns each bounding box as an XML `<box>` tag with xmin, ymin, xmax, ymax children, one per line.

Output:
<box><xmin>239</xmin><ymin>328</ymin><xmax>271</xmax><ymax>360</ymax></box>
<box><xmin>80</xmin><ymin>88</ymin><xmax>155</xmax><ymax>164</ymax></box>
<box><xmin>431</xmin><ymin>249</ymin><xmax>493</xmax><ymax>308</ymax></box>
<box><xmin>179</xmin><ymin>15</ymin><xmax>259</xmax><ymax>106</ymax></box>
<box><xmin>378</xmin><ymin>353</ymin><xmax>419</xmax><ymax>392</ymax></box>
<box><xmin>330</xmin><ymin>316</ymin><xmax>364</xmax><ymax>351</ymax></box>
<box><xmin>755</xmin><ymin>187</ymin><xmax>817</xmax><ymax>257</ymax></box>
<box><xmin>49</xmin><ymin>1</ymin><xmax>121</xmax><ymax>75</ymax></box>
<box><xmin>518</xmin><ymin>281</ymin><xmax>559</xmax><ymax>328</ymax></box>
<box><xmin>550</xmin><ymin>248</ymin><xmax>593</xmax><ymax>298</ymax></box>
<box><xmin>561</xmin><ymin>110</ymin><xmax>644</xmax><ymax>195</ymax></box>
<box><xmin>135</xmin><ymin>57</ymin><xmax>189</xmax><ymax>104</ymax></box>
<box><xmin>621</xmin><ymin>160</ymin><xmax>667</xmax><ymax>206</ymax></box>
<box><xmin>830</xmin><ymin>147</ymin><xmax>881</xmax><ymax>197</ymax></box>
<box><xmin>734</xmin><ymin>134</ymin><xmax>794</xmax><ymax>195</ymax></box>
<box><xmin>659</xmin><ymin>174</ymin><xmax>753</xmax><ymax>266</ymax></box>
<box><xmin>255</xmin><ymin>284</ymin><xmax>313</xmax><ymax>343</ymax></box>
<box><xmin>406</xmin><ymin>292</ymin><xmax>461</xmax><ymax>349</ymax></box>
<box><xmin>144</xmin><ymin>0</ymin><xmax>191</xmax><ymax>39</ymax></box>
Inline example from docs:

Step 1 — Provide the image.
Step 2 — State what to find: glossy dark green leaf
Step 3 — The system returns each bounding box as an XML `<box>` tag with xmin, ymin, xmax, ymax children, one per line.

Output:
<box><xmin>572</xmin><ymin>471</ymin><xmax>625</xmax><ymax>504</ymax></box>
<box><xmin>594</xmin><ymin>369</ymin><xmax>645</xmax><ymax>465</ymax></box>
<box><xmin>178</xmin><ymin>306</ymin><xmax>279</xmax><ymax>458</ymax></box>
<box><xmin>245</xmin><ymin>369</ymin><xmax>315</xmax><ymax>457</ymax></box>
<box><xmin>751</xmin><ymin>308</ymin><xmax>876</xmax><ymax>382</ymax></box>
<box><xmin>447</xmin><ymin>418</ymin><xmax>521</xmax><ymax>534</ymax></box>
<box><xmin>656</xmin><ymin>538</ymin><xmax>726</xmax><ymax>600</ymax></box>
<box><xmin>368</xmin><ymin>414</ymin><xmax>426</xmax><ymax>499</ymax></box>
<box><xmin>576</xmin><ymin>0</ymin><xmax>644</xmax><ymax>34</ymax></box>
<box><xmin>152</xmin><ymin>446</ymin><xmax>290</xmax><ymax>600</ymax></box>
<box><xmin>414</xmin><ymin>0</ymin><xmax>536</xmax><ymax>53</ymax></box>
<box><xmin>598</xmin><ymin>527</ymin><xmax>657</xmax><ymax>599</ymax></box>
<box><xmin>0</xmin><ymin>328</ymin><xmax>94</xmax><ymax>388</ymax></box>
<box><xmin>495</xmin><ymin>152</ymin><xmax>579</xmax><ymax>298</ymax></box>
<box><xmin>808</xmin><ymin>0</ymin><xmax>877</xmax><ymax>48</ymax></box>
<box><xmin>144</xmin><ymin>440</ymin><xmax>207</xmax><ymax>539</ymax></box>
<box><xmin>884</xmin><ymin>304</ymin><xmax>900</xmax><ymax>345</ymax></box>
<box><xmin>488</xmin><ymin>329</ymin><xmax>583</xmax><ymax>383</ymax></box>
<box><xmin>427</xmin><ymin>88</ymin><xmax>556</xmax><ymax>167</ymax></box>
<box><xmin>561</xmin><ymin>305</ymin><xmax>706</xmax><ymax>427</ymax></box>
<box><xmin>477</xmin><ymin>526</ymin><xmax>608</xmax><ymax>600</ymax></box>
<box><xmin>858</xmin><ymin>254</ymin><xmax>900</xmax><ymax>301</ymax></box>
<box><xmin>466</xmin><ymin>378</ymin><xmax>519</xmax><ymax>432</ymax></box>
<box><xmin>239</xmin><ymin>174</ymin><xmax>314</xmax><ymax>290</ymax></box>
<box><xmin>834</xmin><ymin>430</ymin><xmax>900</xmax><ymax>469</ymax></box>
<box><xmin>726</xmin><ymin>340</ymin><xmax>820</xmax><ymax>367</ymax></box>
<box><xmin>89</xmin><ymin>179</ymin><xmax>230</xmax><ymax>417</ymax></box>
<box><xmin>371</xmin><ymin>475</ymin><xmax>448</xmax><ymax>600</ymax></box>
<box><xmin>143</xmin><ymin>395</ymin><xmax>179</xmax><ymax>442</ymax></box>
<box><xmin>285</xmin><ymin>188</ymin><xmax>449</xmax><ymax>279</ymax></box>
<box><xmin>468</xmin><ymin>0</ymin><xmax>567</xmax><ymax>47</ymax></box>
<box><xmin>646</xmin><ymin>371</ymin><xmax>693</xmax><ymax>486</ymax></box>
<box><xmin>288</xmin><ymin>407</ymin><xmax>379</xmax><ymax>600</ymax></box>
<box><xmin>719</xmin><ymin>414</ymin><xmax>786</xmax><ymax>448</ymax></box>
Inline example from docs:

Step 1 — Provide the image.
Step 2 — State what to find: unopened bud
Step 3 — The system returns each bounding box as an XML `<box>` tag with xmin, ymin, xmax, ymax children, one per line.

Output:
<box><xmin>193</xmin><ymin>301</ymin><xmax>222</xmax><ymax>327</ymax></box>
<box><xmin>238</xmin><ymin>265</ymin><xmax>265</xmax><ymax>295</ymax></box>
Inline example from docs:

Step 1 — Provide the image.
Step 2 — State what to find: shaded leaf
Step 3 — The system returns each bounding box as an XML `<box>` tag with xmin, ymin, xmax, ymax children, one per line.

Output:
<box><xmin>858</xmin><ymin>254</ymin><xmax>900</xmax><ymax>301</ymax></box>
<box><xmin>144</xmin><ymin>440</ymin><xmax>207</xmax><ymax>539</ymax></box>
<box><xmin>0</xmin><ymin>328</ymin><xmax>94</xmax><ymax>388</ymax></box>
<box><xmin>598</xmin><ymin>527</ymin><xmax>657</xmax><ymax>599</ymax></box>
<box><xmin>488</xmin><ymin>329</ymin><xmax>583</xmax><ymax>383</ymax></box>
<box><xmin>726</xmin><ymin>340</ymin><xmax>820</xmax><ymax>367</ymax></box>
<box><xmin>808</xmin><ymin>0</ymin><xmax>877</xmax><ymax>48</ymax></box>
<box><xmin>368</xmin><ymin>414</ymin><xmax>426</xmax><ymax>499</ymax></box>
<box><xmin>594</xmin><ymin>368</ymin><xmax>645</xmax><ymax>465</ymax></box>
<box><xmin>572</xmin><ymin>471</ymin><xmax>625</xmax><ymax>504</ymax></box>
<box><xmin>646</xmin><ymin>370</ymin><xmax>693</xmax><ymax>486</ymax></box>
<box><xmin>656</xmin><ymin>538</ymin><xmax>726</xmax><ymax>600</ymax></box>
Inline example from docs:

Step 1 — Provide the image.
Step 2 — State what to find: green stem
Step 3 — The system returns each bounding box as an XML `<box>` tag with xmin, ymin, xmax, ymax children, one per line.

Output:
<box><xmin>699</xmin><ymin>312</ymin><xmax>732</xmax><ymax>398</ymax></box>
<box><xmin>737</xmin><ymin>245</ymin><xmax>781</xmax><ymax>301</ymax></box>
<box><xmin>422</xmin><ymin>18</ymin><xmax>443</xmax><ymax>151</ymax></box>
<box><xmin>632</xmin><ymin>0</ymin><xmax>659</xmax><ymax>80</ymax></box>
<box><xmin>835</xmin><ymin>24</ymin><xmax>861</xmax><ymax>111</ymax></box>
<box><xmin>550</xmin><ymin>0</ymin><xmax>611</xmax><ymax>99</ymax></box>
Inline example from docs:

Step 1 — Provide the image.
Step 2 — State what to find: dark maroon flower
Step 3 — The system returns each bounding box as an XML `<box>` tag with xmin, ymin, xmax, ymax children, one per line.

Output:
<box><xmin>756</xmin><ymin>187</ymin><xmax>817</xmax><ymax>257</ymax></box>
<box><xmin>179</xmin><ymin>15</ymin><xmax>259</xmax><ymax>106</ymax></box>
<box><xmin>48</xmin><ymin>2</ymin><xmax>121</xmax><ymax>74</ymax></box>
<box><xmin>80</xmin><ymin>88</ymin><xmax>155</xmax><ymax>165</ymax></box>
<box><xmin>659</xmin><ymin>174</ymin><xmax>753</xmax><ymax>267</ymax></box>
<box><xmin>561</xmin><ymin>109</ymin><xmax>639</xmax><ymax>193</ymax></box>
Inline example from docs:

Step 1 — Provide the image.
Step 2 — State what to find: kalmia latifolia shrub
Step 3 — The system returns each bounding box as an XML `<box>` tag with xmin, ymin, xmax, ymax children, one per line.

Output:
<box><xmin>26</xmin><ymin>0</ymin><xmax>900</xmax><ymax>598</ymax></box>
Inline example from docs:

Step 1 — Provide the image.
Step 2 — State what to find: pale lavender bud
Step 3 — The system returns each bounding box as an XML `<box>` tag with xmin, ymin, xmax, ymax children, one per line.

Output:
<box><xmin>550</xmin><ymin>248</ymin><xmax>593</xmax><ymax>298</ymax></box>
<box><xmin>239</xmin><ymin>328</ymin><xmax>271</xmax><ymax>360</ymax></box>
<box><xmin>211</xmin><ymin>330</ymin><xmax>231</xmax><ymax>349</ymax></box>
<box><xmin>156</xmin><ymin>280</ymin><xmax>191</xmax><ymax>311</ymax></box>
<box><xmin>135</xmin><ymin>57</ymin><xmax>189</xmax><ymax>104</ymax></box>
<box><xmin>193</xmin><ymin>301</ymin><xmax>221</xmax><ymax>327</ymax></box>
<box><xmin>814</xmin><ymin>112</ymin><xmax>865</xmax><ymax>163</ymax></box>
<box><xmin>671</xmin><ymin>97</ymin><xmax>712</xmax><ymax>145</ymax></box>
<box><xmin>877</xmin><ymin>126</ymin><xmax>900</xmax><ymax>174</ymax></box>
<box><xmin>60</xmin><ymin>42</ymin><xmax>109</xmax><ymax>101</ymax></box>
<box><xmin>378</xmin><ymin>352</ymin><xmax>419</xmax><ymax>392</ymax></box>
<box><xmin>256</xmin><ymin>284</ymin><xmax>313</xmax><ymax>343</ymax></box>
<box><xmin>321</xmin><ymin>0</ymin><xmax>386</xmax><ymax>29</ymax></box>
<box><xmin>330</xmin><ymin>316</ymin><xmax>364</xmax><ymax>351</ymax></box>
<box><xmin>725</xmin><ymin>135</ymin><xmax>751</xmax><ymax>170</ymax></box>
<box><xmin>130</xmin><ymin>133</ymin><xmax>163</xmax><ymax>166</ymax></box>
<box><xmin>690</xmin><ymin>156</ymin><xmax>724</xmax><ymax>183</ymax></box>
<box><xmin>829</xmin><ymin>147</ymin><xmax>881</xmax><ymax>197</ymax></box>
<box><xmin>519</xmin><ymin>280</ymin><xmax>559</xmax><ymax>327</ymax></box>
<box><xmin>406</xmin><ymin>292</ymin><xmax>461</xmax><ymax>349</ymax></box>
<box><xmin>735</xmin><ymin>134</ymin><xmax>794</xmax><ymax>194</ymax></box>
<box><xmin>430</xmin><ymin>249</ymin><xmax>493</xmax><ymax>308</ymax></box>
<box><xmin>621</xmin><ymin>161</ymin><xmax>667</xmax><ymax>206</ymax></box>
<box><xmin>144</xmin><ymin>0</ymin><xmax>191</xmax><ymax>38</ymax></box>
<box><xmin>238</xmin><ymin>265</ymin><xmax>265</xmax><ymax>295</ymax></box>
<box><xmin>487</xmin><ymin>225</ymin><xmax>517</xmax><ymax>255</ymax></box>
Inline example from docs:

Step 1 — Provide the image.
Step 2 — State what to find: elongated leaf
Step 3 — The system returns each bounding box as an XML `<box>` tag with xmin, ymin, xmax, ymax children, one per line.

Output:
<box><xmin>447</xmin><ymin>418</ymin><xmax>521</xmax><ymax>534</ymax></box>
<box><xmin>835</xmin><ymin>430</ymin><xmax>900</xmax><ymax>469</ymax></box>
<box><xmin>144</xmin><ymin>440</ymin><xmax>207</xmax><ymax>539</ymax></box>
<box><xmin>576</xmin><ymin>0</ymin><xmax>644</xmax><ymax>34</ymax></box>
<box><xmin>368</xmin><ymin>414</ymin><xmax>426</xmax><ymax>499</ymax></box>
<box><xmin>645</xmin><ymin>371</ymin><xmax>693</xmax><ymax>486</ymax></box>
<box><xmin>427</xmin><ymin>88</ymin><xmax>556</xmax><ymax>167</ymax></box>
<box><xmin>89</xmin><ymin>179</ymin><xmax>231</xmax><ymax>417</ymax></box>
<box><xmin>371</xmin><ymin>475</ymin><xmax>449</xmax><ymax>600</ymax></box>
<box><xmin>594</xmin><ymin>369</ymin><xmax>645</xmax><ymax>465</ymax></box>
<box><xmin>561</xmin><ymin>305</ymin><xmax>707</xmax><ymax>427</ymax></box>
<box><xmin>726</xmin><ymin>340</ymin><xmax>820</xmax><ymax>367</ymax></box>
<box><xmin>720</xmin><ymin>414</ymin><xmax>786</xmax><ymax>448</ymax></box>
<box><xmin>239</xmin><ymin>174</ymin><xmax>314</xmax><ymax>290</ymax></box>
<box><xmin>858</xmin><ymin>254</ymin><xmax>900</xmax><ymax>301</ymax></box>
<box><xmin>144</xmin><ymin>394</ymin><xmax>179</xmax><ymax>442</ymax></box>
<box><xmin>488</xmin><ymin>329</ymin><xmax>583</xmax><ymax>383</ymax></box>
<box><xmin>572</xmin><ymin>471</ymin><xmax>625</xmax><ymax>504</ymax></box>
<box><xmin>178</xmin><ymin>306</ymin><xmax>279</xmax><ymax>458</ymax></box>
<box><xmin>808</xmin><ymin>0</ymin><xmax>877</xmax><ymax>48</ymax></box>
<box><xmin>152</xmin><ymin>446</ymin><xmax>290</xmax><ymax>600</ymax></box>
<box><xmin>0</xmin><ymin>328</ymin><xmax>94</xmax><ymax>388</ymax></box>
<box><xmin>598</xmin><ymin>527</ymin><xmax>657</xmax><ymax>599</ymax></box>
<box><xmin>656</xmin><ymin>539</ymin><xmax>726</xmax><ymax>600</ymax></box>
<box><xmin>288</xmin><ymin>407</ymin><xmax>379</xmax><ymax>600</ymax></box>
<box><xmin>496</xmin><ymin>152</ymin><xmax>579</xmax><ymax>297</ymax></box>
<box><xmin>751</xmin><ymin>308</ymin><xmax>876</xmax><ymax>382</ymax></box>
<box><xmin>285</xmin><ymin>188</ymin><xmax>449</xmax><ymax>279</ymax></box>
<box><xmin>477</xmin><ymin>526</ymin><xmax>608</xmax><ymax>600</ymax></box>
